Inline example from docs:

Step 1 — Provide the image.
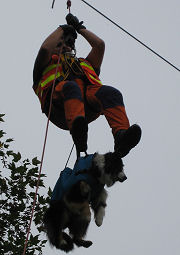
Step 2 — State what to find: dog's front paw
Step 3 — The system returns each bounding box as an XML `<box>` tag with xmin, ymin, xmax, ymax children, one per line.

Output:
<box><xmin>95</xmin><ymin>217</ymin><xmax>103</xmax><ymax>227</ymax></box>
<box><xmin>95</xmin><ymin>207</ymin><xmax>105</xmax><ymax>227</ymax></box>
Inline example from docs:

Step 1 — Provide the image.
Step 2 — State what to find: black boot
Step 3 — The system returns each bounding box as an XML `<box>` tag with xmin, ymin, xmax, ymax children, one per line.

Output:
<box><xmin>114</xmin><ymin>124</ymin><xmax>142</xmax><ymax>157</ymax></box>
<box><xmin>70</xmin><ymin>116</ymin><xmax>88</xmax><ymax>154</ymax></box>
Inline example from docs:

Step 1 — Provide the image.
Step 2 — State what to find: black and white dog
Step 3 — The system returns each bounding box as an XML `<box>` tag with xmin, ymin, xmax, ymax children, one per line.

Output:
<box><xmin>43</xmin><ymin>152</ymin><xmax>127</xmax><ymax>252</ymax></box>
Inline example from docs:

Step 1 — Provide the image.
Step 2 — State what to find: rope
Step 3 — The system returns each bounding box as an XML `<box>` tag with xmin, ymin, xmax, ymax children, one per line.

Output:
<box><xmin>81</xmin><ymin>0</ymin><xmax>180</xmax><ymax>73</ymax></box>
<box><xmin>67</xmin><ymin>0</ymin><xmax>71</xmax><ymax>13</ymax></box>
<box><xmin>52</xmin><ymin>0</ymin><xmax>71</xmax><ymax>11</ymax></box>
<box><xmin>64</xmin><ymin>144</ymin><xmax>75</xmax><ymax>169</ymax></box>
<box><xmin>22</xmin><ymin>49</ymin><xmax>63</xmax><ymax>255</ymax></box>
<box><xmin>23</xmin><ymin>1</ymin><xmax>75</xmax><ymax>254</ymax></box>
<box><xmin>51</xmin><ymin>0</ymin><xmax>55</xmax><ymax>9</ymax></box>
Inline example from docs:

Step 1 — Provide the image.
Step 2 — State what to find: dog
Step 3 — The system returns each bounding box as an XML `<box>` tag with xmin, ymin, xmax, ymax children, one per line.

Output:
<box><xmin>43</xmin><ymin>151</ymin><xmax>127</xmax><ymax>252</ymax></box>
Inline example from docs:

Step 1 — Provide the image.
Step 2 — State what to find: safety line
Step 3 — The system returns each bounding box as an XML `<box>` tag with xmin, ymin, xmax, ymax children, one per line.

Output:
<box><xmin>52</xmin><ymin>0</ymin><xmax>71</xmax><ymax>11</ymax></box>
<box><xmin>67</xmin><ymin>0</ymin><xmax>71</xmax><ymax>13</ymax></box>
<box><xmin>64</xmin><ymin>144</ymin><xmax>75</xmax><ymax>169</ymax></box>
<box><xmin>81</xmin><ymin>0</ymin><xmax>180</xmax><ymax>72</ymax></box>
<box><xmin>51</xmin><ymin>0</ymin><xmax>55</xmax><ymax>9</ymax></box>
<box><xmin>22</xmin><ymin>50</ymin><xmax>62</xmax><ymax>255</ymax></box>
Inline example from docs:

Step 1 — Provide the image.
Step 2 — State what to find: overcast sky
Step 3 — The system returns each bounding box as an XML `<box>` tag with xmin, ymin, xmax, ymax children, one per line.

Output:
<box><xmin>1</xmin><ymin>0</ymin><xmax>180</xmax><ymax>254</ymax></box>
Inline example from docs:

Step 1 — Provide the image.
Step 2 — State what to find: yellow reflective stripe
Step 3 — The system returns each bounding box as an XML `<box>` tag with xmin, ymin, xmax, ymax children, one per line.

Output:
<box><xmin>42</xmin><ymin>64</ymin><xmax>61</xmax><ymax>75</ymax></box>
<box><xmin>89</xmin><ymin>74</ymin><xmax>102</xmax><ymax>84</ymax></box>
<box><xmin>41</xmin><ymin>72</ymin><xmax>61</xmax><ymax>88</ymax></box>
<box><xmin>80</xmin><ymin>62</ymin><xmax>94</xmax><ymax>71</ymax></box>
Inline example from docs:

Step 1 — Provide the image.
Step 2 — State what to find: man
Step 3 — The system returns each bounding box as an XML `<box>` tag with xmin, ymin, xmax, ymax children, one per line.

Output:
<box><xmin>33</xmin><ymin>13</ymin><xmax>141</xmax><ymax>157</ymax></box>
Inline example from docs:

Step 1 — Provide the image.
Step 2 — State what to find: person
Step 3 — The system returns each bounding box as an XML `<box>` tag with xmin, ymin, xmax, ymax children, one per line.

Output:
<box><xmin>33</xmin><ymin>13</ymin><xmax>141</xmax><ymax>157</ymax></box>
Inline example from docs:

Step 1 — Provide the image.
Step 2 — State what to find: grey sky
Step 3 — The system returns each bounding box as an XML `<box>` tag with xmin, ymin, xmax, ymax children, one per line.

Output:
<box><xmin>1</xmin><ymin>0</ymin><xmax>180</xmax><ymax>254</ymax></box>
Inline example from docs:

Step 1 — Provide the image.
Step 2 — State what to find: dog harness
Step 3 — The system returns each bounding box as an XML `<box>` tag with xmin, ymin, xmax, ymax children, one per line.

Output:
<box><xmin>51</xmin><ymin>154</ymin><xmax>103</xmax><ymax>201</ymax></box>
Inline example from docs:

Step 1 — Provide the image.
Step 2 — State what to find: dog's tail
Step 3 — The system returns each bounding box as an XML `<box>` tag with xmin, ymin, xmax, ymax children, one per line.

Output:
<box><xmin>43</xmin><ymin>205</ymin><xmax>74</xmax><ymax>252</ymax></box>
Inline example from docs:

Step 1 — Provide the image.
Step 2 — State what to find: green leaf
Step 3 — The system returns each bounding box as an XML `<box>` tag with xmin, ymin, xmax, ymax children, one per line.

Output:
<box><xmin>32</xmin><ymin>157</ymin><xmax>41</xmax><ymax>166</ymax></box>
<box><xmin>5</xmin><ymin>138</ymin><xmax>14</xmax><ymax>143</ymax></box>
<box><xmin>0</xmin><ymin>141</ymin><xmax>3</xmax><ymax>148</ymax></box>
<box><xmin>38</xmin><ymin>180</ymin><xmax>45</xmax><ymax>187</ymax></box>
<box><xmin>29</xmin><ymin>181</ymin><xmax>36</xmax><ymax>188</ymax></box>
<box><xmin>7</xmin><ymin>150</ymin><xmax>14</xmax><ymax>156</ymax></box>
<box><xmin>40</xmin><ymin>173</ymin><xmax>46</xmax><ymax>178</ymax></box>
<box><xmin>38</xmin><ymin>195</ymin><xmax>46</xmax><ymax>204</ymax></box>
<box><xmin>29</xmin><ymin>192</ymin><xmax>36</xmax><ymax>200</ymax></box>
<box><xmin>16</xmin><ymin>165</ymin><xmax>26</xmax><ymax>175</ymax></box>
<box><xmin>0</xmin><ymin>150</ymin><xmax>4</xmax><ymax>156</ymax></box>
<box><xmin>48</xmin><ymin>187</ymin><xmax>52</xmax><ymax>197</ymax></box>
<box><xmin>12</xmin><ymin>152</ymin><xmax>21</xmax><ymax>162</ymax></box>
<box><xmin>0</xmin><ymin>130</ymin><xmax>6</xmax><ymax>138</ymax></box>
<box><xmin>8</xmin><ymin>162</ymin><xmax>16</xmax><ymax>171</ymax></box>
<box><xmin>0</xmin><ymin>113</ymin><xmax>48</xmax><ymax>254</ymax></box>
<box><xmin>41</xmin><ymin>240</ymin><xmax>47</xmax><ymax>244</ymax></box>
<box><xmin>0</xmin><ymin>114</ymin><xmax>5</xmax><ymax>122</ymax></box>
<box><xmin>4</xmin><ymin>144</ymin><xmax>9</xmax><ymax>149</ymax></box>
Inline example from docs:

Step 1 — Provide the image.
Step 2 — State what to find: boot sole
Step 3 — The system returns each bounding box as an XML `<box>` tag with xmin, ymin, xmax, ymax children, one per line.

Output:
<box><xmin>122</xmin><ymin>125</ymin><xmax>141</xmax><ymax>149</ymax></box>
<box><xmin>115</xmin><ymin>124</ymin><xmax>142</xmax><ymax>157</ymax></box>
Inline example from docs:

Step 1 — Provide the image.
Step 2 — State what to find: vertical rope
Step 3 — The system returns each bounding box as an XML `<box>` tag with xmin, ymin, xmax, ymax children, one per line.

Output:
<box><xmin>51</xmin><ymin>0</ymin><xmax>55</xmax><ymax>9</ymax></box>
<box><xmin>23</xmin><ymin>1</ymin><xmax>74</xmax><ymax>253</ymax></box>
<box><xmin>22</xmin><ymin>49</ymin><xmax>62</xmax><ymax>255</ymax></box>
<box><xmin>52</xmin><ymin>0</ymin><xmax>71</xmax><ymax>11</ymax></box>
<box><xmin>64</xmin><ymin>144</ymin><xmax>75</xmax><ymax>169</ymax></box>
<box><xmin>67</xmin><ymin>0</ymin><xmax>71</xmax><ymax>13</ymax></box>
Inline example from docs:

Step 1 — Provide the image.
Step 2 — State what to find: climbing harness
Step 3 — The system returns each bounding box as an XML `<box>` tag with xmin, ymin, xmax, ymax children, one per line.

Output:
<box><xmin>34</xmin><ymin>55</ymin><xmax>102</xmax><ymax>108</ymax></box>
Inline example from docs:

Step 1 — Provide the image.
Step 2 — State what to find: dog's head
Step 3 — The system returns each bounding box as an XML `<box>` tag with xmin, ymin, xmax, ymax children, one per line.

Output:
<box><xmin>92</xmin><ymin>152</ymin><xmax>127</xmax><ymax>187</ymax></box>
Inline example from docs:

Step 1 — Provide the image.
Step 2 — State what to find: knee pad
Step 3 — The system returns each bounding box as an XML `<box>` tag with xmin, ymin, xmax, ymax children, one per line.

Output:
<box><xmin>95</xmin><ymin>85</ymin><xmax>124</xmax><ymax>109</ymax></box>
<box><xmin>63</xmin><ymin>81</ymin><xmax>83</xmax><ymax>101</ymax></box>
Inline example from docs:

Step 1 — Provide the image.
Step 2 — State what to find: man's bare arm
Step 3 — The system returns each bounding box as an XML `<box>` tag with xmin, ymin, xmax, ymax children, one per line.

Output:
<box><xmin>79</xmin><ymin>28</ymin><xmax>105</xmax><ymax>70</ymax></box>
<box><xmin>33</xmin><ymin>27</ymin><xmax>64</xmax><ymax>83</ymax></box>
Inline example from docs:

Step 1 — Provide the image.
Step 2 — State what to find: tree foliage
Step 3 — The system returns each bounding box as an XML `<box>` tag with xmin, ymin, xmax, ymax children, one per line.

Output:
<box><xmin>0</xmin><ymin>114</ymin><xmax>51</xmax><ymax>255</ymax></box>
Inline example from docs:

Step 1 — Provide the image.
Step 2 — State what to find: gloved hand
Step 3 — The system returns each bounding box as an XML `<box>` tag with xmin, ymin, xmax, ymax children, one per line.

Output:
<box><xmin>66</xmin><ymin>13</ymin><xmax>86</xmax><ymax>33</ymax></box>
<box><xmin>59</xmin><ymin>24</ymin><xmax>77</xmax><ymax>39</ymax></box>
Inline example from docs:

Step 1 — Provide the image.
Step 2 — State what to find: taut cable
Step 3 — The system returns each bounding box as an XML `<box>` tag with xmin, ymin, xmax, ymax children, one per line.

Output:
<box><xmin>81</xmin><ymin>0</ymin><xmax>180</xmax><ymax>72</ymax></box>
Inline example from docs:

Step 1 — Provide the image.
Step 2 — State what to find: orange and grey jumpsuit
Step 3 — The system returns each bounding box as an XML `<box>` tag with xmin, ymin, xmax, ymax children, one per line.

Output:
<box><xmin>33</xmin><ymin>54</ymin><xmax>130</xmax><ymax>136</ymax></box>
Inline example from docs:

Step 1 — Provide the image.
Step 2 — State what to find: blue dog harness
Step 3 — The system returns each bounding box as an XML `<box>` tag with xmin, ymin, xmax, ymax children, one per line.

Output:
<box><xmin>51</xmin><ymin>154</ymin><xmax>103</xmax><ymax>201</ymax></box>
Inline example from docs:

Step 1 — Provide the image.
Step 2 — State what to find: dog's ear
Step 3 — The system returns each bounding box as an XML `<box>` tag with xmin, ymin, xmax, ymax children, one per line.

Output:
<box><xmin>104</xmin><ymin>152</ymin><xmax>124</xmax><ymax>172</ymax></box>
<box><xmin>104</xmin><ymin>152</ymin><xmax>114</xmax><ymax>173</ymax></box>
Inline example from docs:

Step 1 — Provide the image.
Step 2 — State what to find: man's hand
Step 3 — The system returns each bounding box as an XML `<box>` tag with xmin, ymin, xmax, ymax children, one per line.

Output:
<box><xmin>59</xmin><ymin>24</ymin><xmax>77</xmax><ymax>39</ymax></box>
<box><xmin>66</xmin><ymin>13</ymin><xmax>86</xmax><ymax>33</ymax></box>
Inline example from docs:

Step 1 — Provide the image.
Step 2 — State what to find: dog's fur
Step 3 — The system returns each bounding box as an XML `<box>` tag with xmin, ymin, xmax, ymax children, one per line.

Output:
<box><xmin>43</xmin><ymin>152</ymin><xmax>126</xmax><ymax>252</ymax></box>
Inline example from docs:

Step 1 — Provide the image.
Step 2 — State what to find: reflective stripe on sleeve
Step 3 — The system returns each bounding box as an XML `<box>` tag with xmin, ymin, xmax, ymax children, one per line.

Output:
<box><xmin>80</xmin><ymin>62</ymin><xmax>94</xmax><ymax>71</ymax></box>
<box><xmin>89</xmin><ymin>74</ymin><xmax>102</xmax><ymax>85</ymax></box>
<box><xmin>42</xmin><ymin>64</ymin><xmax>61</xmax><ymax>76</ymax></box>
<box><xmin>41</xmin><ymin>72</ymin><xmax>61</xmax><ymax>88</ymax></box>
